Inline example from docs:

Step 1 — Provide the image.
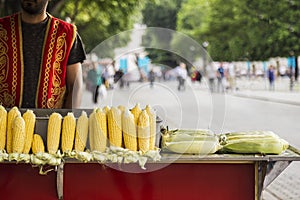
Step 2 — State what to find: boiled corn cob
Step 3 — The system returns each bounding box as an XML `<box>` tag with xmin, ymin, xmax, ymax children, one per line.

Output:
<box><xmin>103</xmin><ymin>106</ymin><xmax>110</xmax><ymax>114</ymax></box>
<box><xmin>0</xmin><ymin>105</ymin><xmax>7</xmax><ymax>150</ymax></box>
<box><xmin>32</xmin><ymin>134</ymin><xmax>45</xmax><ymax>154</ymax></box>
<box><xmin>165</xmin><ymin>140</ymin><xmax>220</xmax><ymax>154</ymax></box>
<box><xmin>22</xmin><ymin>109</ymin><xmax>36</xmax><ymax>154</ymax></box>
<box><xmin>161</xmin><ymin>129</ymin><xmax>220</xmax><ymax>154</ymax></box>
<box><xmin>145</xmin><ymin>105</ymin><xmax>156</xmax><ymax>150</ymax></box>
<box><xmin>107</xmin><ymin>107</ymin><xmax>122</xmax><ymax>147</ymax></box>
<box><xmin>61</xmin><ymin>112</ymin><xmax>76</xmax><ymax>153</ymax></box>
<box><xmin>74</xmin><ymin>111</ymin><xmax>89</xmax><ymax>152</ymax></box>
<box><xmin>131</xmin><ymin>103</ymin><xmax>142</xmax><ymax>125</ymax></box>
<box><xmin>137</xmin><ymin>110</ymin><xmax>150</xmax><ymax>152</ymax></box>
<box><xmin>12</xmin><ymin>115</ymin><xmax>26</xmax><ymax>153</ymax></box>
<box><xmin>47</xmin><ymin>112</ymin><xmax>62</xmax><ymax>154</ymax></box>
<box><xmin>118</xmin><ymin>105</ymin><xmax>125</xmax><ymax>113</ymax></box>
<box><xmin>6</xmin><ymin>107</ymin><xmax>21</xmax><ymax>153</ymax></box>
<box><xmin>122</xmin><ymin>109</ymin><xmax>137</xmax><ymax>151</ymax></box>
<box><xmin>89</xmin><ymin>108</ymin><xmax>107</xmax><ymax>152</ymax></box>
<box><xmin>221</xmin><ymin>131</ymin><xmax>289</xmax><ymax>154</ymax></box>
<box><xmin>162</xmin><ymin>129</ymin><xmax>215</xmax><ymax>143</ymax></box>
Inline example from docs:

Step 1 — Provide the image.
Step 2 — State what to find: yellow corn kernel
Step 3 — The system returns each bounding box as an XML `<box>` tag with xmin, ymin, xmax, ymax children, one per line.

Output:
<box><xmin>32</xmin><ymin>134</ymin><xmax>45</xmax><ymax>154</ymax></box>
<box><xmin>0</xmin><ymin>105</ymin><xmax>7</xmax><ymax>151</ymax></box>
<box><xmin>122</xmin><ymin>109</ymin><xmax>137</xmax><ymax>151</ymax></box>
<box><xmin>89</xmin><ymin>108</ymin><xmax>107</xmax><ymax>152</ymax></box>
<box><xmin>47</xmin><ymin>112</ymin><xmax>62</xmax><ymax>154</ymax></box>
<box><xmin>103</xmin><ymin>106</ymin><xmax>110</xmax><ymax>114</ymax></box>
<box><xmin>138</xmin><ymin>110</ymin><xmax>150</xmax><ymax>153</ymax></box>
<box><xmin>131</xmin><ymin>103</ymin><xmax>142</xmax><ymax>125</ymax></box>
<box><xmin>145</xmin><ymin>105</ymin><xmax>157</xmax><ymax>150</ymax></box>
<box><xmin>22</xmin><ymin>109</ymin><xmax>36</xmax><ymax>154</ymax></box>
<box><xmin>107</xmin><ymin>107</ymin><xmax>122</xmax><ymax>147</ymax></box>
<box><xmin>12</xmin><ymin>115</ymin><xmax>26</xmax><ymax>153</ymax></box>
<box><xmin>6</xmin><ymin>106</ymin><xmax>21</xmax><ymax>153</ymax></box>
<box><xmin>74</xmin><ymin>111</ymin><xmax>89</xmax><ymax>152</ymax></box>
<box><xmin>61</xmin><ymin>112</ymin><xmax>76</xmax><ymax>153</ymax></box>
<box><xmin>118</xmin><ymin>105</ymin><xmax>125</xmax><ymax>113</ymax></box>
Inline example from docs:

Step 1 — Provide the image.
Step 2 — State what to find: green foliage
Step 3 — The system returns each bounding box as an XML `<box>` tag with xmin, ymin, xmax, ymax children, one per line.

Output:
<box><xmin>177</xmin><ymin>0</ymin><xmax>300</xmax><ymax>61</ymax></box>
<box><xmin>141</xmin><ymin>0</ymin><xmax>184</xmax><ymax>67</ymax></box>
<box><xmin>58</xmin><ymin>0</ymin><xmax>145</xmax><ymax>54</ymax></box>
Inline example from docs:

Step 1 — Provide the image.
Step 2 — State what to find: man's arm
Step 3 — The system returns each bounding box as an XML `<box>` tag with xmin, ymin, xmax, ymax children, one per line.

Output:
<box><xmin>63</xmin><ymin>62</ymin><xmax>83</xmax><ymax>109</ymax></box>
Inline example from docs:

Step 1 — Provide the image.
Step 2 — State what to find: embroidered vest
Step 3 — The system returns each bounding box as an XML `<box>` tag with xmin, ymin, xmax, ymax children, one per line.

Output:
<box><xmin>0</xmin><ymin>13</ymin><xmax>76</xmax><ymax>108</ymax></box>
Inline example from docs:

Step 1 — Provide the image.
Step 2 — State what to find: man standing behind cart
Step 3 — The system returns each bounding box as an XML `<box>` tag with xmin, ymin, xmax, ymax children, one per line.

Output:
<box><xmin>0</xmin><ymin>0</ymin><xmax>86</xmax><ymax>109</ymax></box>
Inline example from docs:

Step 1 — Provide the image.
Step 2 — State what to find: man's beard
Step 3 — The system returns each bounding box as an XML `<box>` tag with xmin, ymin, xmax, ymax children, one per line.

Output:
<box><xmin>20</xmin><ymin>0</ymin><xmax>48</xmax><ymax>15</ymax></box>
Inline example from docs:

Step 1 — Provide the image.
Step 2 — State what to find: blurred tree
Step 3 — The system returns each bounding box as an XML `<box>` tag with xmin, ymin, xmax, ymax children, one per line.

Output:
<box><xmin>141</xmin><ymin>0</ymin><xmax>184</xmax><ymax>68</ymax></box>
<box><xmin>177</xmin><ymin>0</ymin><xmax>300</xmax><ymax>62</ymax></box>
<box><xmin>0</xmin><ymin>0</ymin><xmax>145</xmax><ymax>56</ymax></box>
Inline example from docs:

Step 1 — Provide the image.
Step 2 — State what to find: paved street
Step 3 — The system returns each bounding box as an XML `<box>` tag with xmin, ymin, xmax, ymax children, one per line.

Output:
<box><xmin>80</xmin><ymin>77</ymin><xmax>300</xmax><ymax>200</ymax></box>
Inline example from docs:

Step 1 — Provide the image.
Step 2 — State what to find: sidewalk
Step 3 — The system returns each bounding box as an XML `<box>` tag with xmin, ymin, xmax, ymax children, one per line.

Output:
<box><xmin>229</xmin><ymin>77</ymin><xmax>300</xmax><ymax>105</ymax></box>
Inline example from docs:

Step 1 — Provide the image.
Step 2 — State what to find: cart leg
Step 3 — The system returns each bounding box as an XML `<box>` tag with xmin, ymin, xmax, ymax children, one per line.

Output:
<box><xmin>263</xmin><ymin>161</ymin><xmax>292</xmax><ymax>188</ymax></box>
<box><xmin>57</xmin><ymin>163</ymin><xmax>64</xmax><ymax>200</ymax></box>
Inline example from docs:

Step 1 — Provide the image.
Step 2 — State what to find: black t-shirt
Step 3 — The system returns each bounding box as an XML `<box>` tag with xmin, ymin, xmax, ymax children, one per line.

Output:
<box><xmin>21</xmin><ymin>16</ymin><xmax>86</xmax><ymax>108</ymax></box>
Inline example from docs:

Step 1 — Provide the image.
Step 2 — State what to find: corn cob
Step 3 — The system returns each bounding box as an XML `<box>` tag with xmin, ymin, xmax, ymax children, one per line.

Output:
<box><xmin>88</xmin><ymin>112</ymin><xmax>95</xmax><ymax>151</ymax></box>
<box><xmin>221</xmin><ymin>131</ymin><xmax>289</xmax><ymax>154</ymax></box>
<box><xmin>74</xmin><ymin>111</ymin><xmax>89</xmax><ymax>152</ymax></box>
<box><xmin>12</xmin><ymin>115</ymin><xmax>26</xmax><ymax>153</ymax></box>
<box><xmin>107</xmin><ymin>107</ymin><xmax>122</xmax><ymax>147</ymax></box>
<box><xmin>6</xmin><ymin>107</ymin><xmax>21</xmax><ymax>153</ymax></box>
<box><xmin>0</xmin><ymin>105</ymin><xmax>7</xmax><ymax>150</ymax></box>
<box><xmin>89</xmin><ymin>108</ymin><xmax>107</xmax><ymax>152</ymax></box>
<box><xmin>137</xmin><ymin>110</ymin><xmax>150</xmax><ymax>152</ymax></box>
<box><xmin>161</xmin><ymin>129</ymin><xmax>221</xmax><ymax>154</ymax></box>
<box><xmin>222</xmin><ymin>131</ymin><xmax>278</xmax><ymax>141</ymax></box>
<box><xmin>118</xmin><ymin>105</ymin><xmax>125</xmax><ymax>113</ymax></box>
<box><xmin>162</xmin><ymin>129</ymin><xmax>216</xmax><ymax>144</ymax></box>
<box><xmin>222</xmin><ymin>138</ymin><xmax>288</xmax><ymax>154</ymax></box>
<box><xmin>22</xmin><ymin>109</ymin><xmax>36</xmax><ymax>154</ymax></box>
<box><xmin>32</xmin><ymin>134</ymin><xmax>45</xmax><ymax>154</ymax></box>
<box><xmin>131</xmin><ymin>103</ymin><xmax>142</xmax><ymax>125</ymax></box>
<box><xmin>122</xmin><ymin>109</ymin><xmax>137</xmax><ymax>151</ymax></box>
<box><xmin>97</xmin><ymin>108</ymin><xmax>108</xmax><ymax>151</ymax></box>
<box><xmin>61</xmin><ymin>112</ymin><xmax>76</xmax><ymax>153</ymax></box>
<box><xmin>145</xmin><ymin>105</ymin><xmax>156</xmax><ymax>150</ymax></box>
<box><xmin>47</xmin><ymin>112</ymin><xmax>62</xmax><ymax>154</ymax></box>
<box><xmin>165</xmin><ymin>140</ymin><xmax>220</xmax><ymax>154</ymax></box>
<box><xmin>103</xmin><ymin>106</ymin><xmax>110</xmax><ymax>114</ymax></box>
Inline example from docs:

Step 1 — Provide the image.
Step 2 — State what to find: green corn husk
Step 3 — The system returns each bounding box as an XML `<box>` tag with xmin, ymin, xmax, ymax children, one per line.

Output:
<box><xmin>161</xmin><ymin>129</ymin><xmax>221</xmax><ymax>154</ymax></box>
<box><xmin>220</xmin><ymin>131</ymin><xmax>289</xmax><ymax>154</ymax></box>
<box><xmin>222</xmin><ymin>131</ymin><xmax>278</xmax><ymax>141</ymax></box>
<box><xmin>162</xmin><ymin>129</ymin><xmax>214</xmax><ymax>144</ymax></box>
<box><xmin>165</xmin><ymin>140</ymin><xmax>221</xmax><ymax>154</ymax></box>
<box><xmin>167</xmin><ymin>129</ymin><xmax>214</xmax><ymax>136</ymax></box>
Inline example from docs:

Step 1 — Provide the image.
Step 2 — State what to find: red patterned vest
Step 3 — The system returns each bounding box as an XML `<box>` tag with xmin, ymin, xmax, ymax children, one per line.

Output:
<box><xmin>0</xmin><ymin>13</ymin><xmax>76</xmax><ymax>108</ymax></box>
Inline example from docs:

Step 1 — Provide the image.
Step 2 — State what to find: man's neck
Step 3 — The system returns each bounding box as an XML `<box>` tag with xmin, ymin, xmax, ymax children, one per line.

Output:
<box><xmin>21</xmin><ymin>11</ymin><xmax>48</xmax><ymax>24</ymax></box>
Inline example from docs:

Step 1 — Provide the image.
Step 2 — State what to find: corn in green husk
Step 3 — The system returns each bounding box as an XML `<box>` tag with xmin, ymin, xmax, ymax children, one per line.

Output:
<box><xmin>161</xmin><ymin>129</ymin><xmax>221</xmax><ymax>154</ymax></box>
<box><xmin>220</xmin><ymin>131</ymin><xmax>289</xmax><ymax>154</ymax></box>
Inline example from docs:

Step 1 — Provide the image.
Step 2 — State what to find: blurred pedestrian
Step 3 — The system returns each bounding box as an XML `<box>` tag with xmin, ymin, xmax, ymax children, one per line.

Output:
<box><xmin>217</xmin><ymin>63</ymin><xmax>225</xmax><ymax>93</ymax></box>
<box><xmin>148</xmin><ymin>69</ymin><xmax>156</xmax><ymax>88</ymax></box>
<box><xmin>206</xmin><ymin>64</ymin><xmax>216</xmax><ymax>93</ymax></box>
<box><xmin>268</xmin><ymin>65</ymin><xmax>275</xmax><ymax>91</ymax></box>
<box><xmin>175</xmin><ymin>62</ymin><xmax>188</xmax><ymax>91</ymax></box>
<box><xmin>87</xmin><ymin>63</ymin><xmax>101</xmax><ymax>103</ymax></box>
<box><xmin>227</xmin><ymin>63</ymin><xmax>237</xmax><ymax>92</ymax></box>
<box><xmin>191</xmin><ymin>67</ymin><xmax>202</xmax><ymax>84</ymax></box>
<box><xmin>114</xmin><ymin>69</ymin><xmax>125</xmax><ymax>88</ymax></box>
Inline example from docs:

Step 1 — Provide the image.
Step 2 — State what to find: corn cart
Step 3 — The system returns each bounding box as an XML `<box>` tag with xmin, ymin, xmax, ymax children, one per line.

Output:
<box><xmin>0</xmin><ymin>109</ymin><xmax>300</xmax><ymax>200</ymax></box>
